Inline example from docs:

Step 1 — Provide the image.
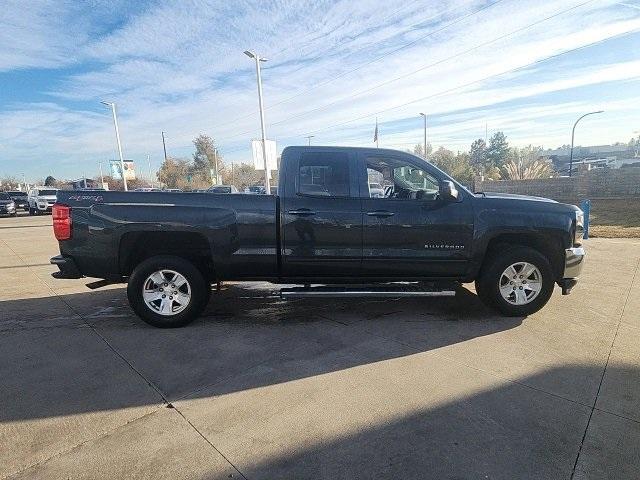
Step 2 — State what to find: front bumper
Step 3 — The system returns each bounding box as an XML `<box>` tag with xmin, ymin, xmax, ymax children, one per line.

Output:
<box><xmin>50</xmin><ymin>255</ymin><xmax>83</xmax><ymax>279</ymax></box>
<box><xmin>0</xmin><ymin>206</ymin><xmax>16</xmax><ymax>215</ymax></box>
<box><xmin>559</xmin><ymin>246</ymin><xmax>585</xmax><ymax>294</ymax></box>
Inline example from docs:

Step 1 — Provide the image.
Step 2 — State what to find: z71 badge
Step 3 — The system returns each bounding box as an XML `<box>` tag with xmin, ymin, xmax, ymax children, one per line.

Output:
<box><xmin>67</xmin><ymin>194</ymin><xmax>104</xmax><ymax>203</ymax></box>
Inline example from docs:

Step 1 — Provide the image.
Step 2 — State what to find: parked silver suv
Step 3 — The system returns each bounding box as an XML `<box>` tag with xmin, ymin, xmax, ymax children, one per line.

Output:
<box><xmin>28</xmin><ymin>187</ymin><xmax>58</xmax><ymax>215</ymax></box>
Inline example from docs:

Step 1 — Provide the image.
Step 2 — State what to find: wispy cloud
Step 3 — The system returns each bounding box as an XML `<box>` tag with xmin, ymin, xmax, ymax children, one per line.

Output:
<box><xmin>0</xmin><ymin>0</ymin><xmax>639</xmax><ymax>179</ymax></box>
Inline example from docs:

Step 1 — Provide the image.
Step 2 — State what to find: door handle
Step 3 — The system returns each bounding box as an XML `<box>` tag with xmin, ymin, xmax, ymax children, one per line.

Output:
<box><xmin>366</xmin><ymin>210</ymin><xmax>395</xmax><ymax>217</ymax></box>
<box><xmin>288</xmin><ymin>209</ymin><xmax>316</xmax><ymax>216</ymax></box>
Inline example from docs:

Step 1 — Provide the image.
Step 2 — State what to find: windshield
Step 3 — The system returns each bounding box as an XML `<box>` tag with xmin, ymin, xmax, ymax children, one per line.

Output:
<box><xmin>0</xmin><ymin>192</ymin><xmax>10</xmax><ymax>200</ymax></box>
<box><xmin>38</xmin><ymin>189</ymin><xmax>57</xmax><ymax>196</ymax></box>
<box><xmin>8</xmin><ymin>191</ymin><xmax>26</xmax><ymax>197</ymax></box>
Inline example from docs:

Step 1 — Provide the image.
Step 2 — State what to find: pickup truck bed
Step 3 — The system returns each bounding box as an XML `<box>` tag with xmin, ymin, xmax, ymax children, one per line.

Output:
<box><xmin>54</xmin><ymin>191</ymin><xmax>279</xmax><ymax>280</ymax></box>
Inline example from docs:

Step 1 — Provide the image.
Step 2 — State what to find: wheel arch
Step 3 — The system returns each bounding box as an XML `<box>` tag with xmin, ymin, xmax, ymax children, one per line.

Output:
<box><xmin>119</xmin><ymin>230</ymin><xmax>215</xmax><ymax>280</ymax></box>
<box><xmin>479</xmin><ymin>232</ymin><xmax>565</xmax><ymax>281</ymax></box>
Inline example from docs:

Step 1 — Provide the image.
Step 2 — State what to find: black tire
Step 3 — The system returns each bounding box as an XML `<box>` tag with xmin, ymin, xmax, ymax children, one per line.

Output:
<box><xmin>28</xmin><ymin>207</ymin><xmax>34</xmax><ymax>215</ymax></box>
<box><xmin>127</xmin><ymin>255</ymin><xmax>210</xmax><ymax>328</ymax></box>
<box><xmin>475</xmin><ymin>245</ymin><xmax>555</xmax><ymax>317</ymax></box>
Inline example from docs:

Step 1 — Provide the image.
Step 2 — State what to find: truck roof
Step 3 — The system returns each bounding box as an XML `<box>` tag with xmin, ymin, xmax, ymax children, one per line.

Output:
<box><xmin>282</xmin><ymin>145</ymin><xmax>413</xmax><ymax>156</ymax></box>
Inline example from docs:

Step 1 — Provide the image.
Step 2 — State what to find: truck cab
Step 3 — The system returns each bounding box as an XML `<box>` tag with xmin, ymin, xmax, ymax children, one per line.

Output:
<box><xmin>279</xmin><ymin>147</ymin><xmax>473</xmax><ymax>279</ymax></box>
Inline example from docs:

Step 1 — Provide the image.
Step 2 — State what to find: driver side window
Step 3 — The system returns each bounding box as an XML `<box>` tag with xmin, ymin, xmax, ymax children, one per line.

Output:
<box><xmin>366</xmin><ymin>157</ymin><xmax>439</xmax><ymax>200</ymax></box>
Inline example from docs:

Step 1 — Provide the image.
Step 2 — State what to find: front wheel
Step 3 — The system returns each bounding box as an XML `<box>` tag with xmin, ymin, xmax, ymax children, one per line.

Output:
<box><xmin>127</xmin><ymin>255</ymin><xmax>210</xmax><ymax>328</ymax></box>
<box><xmin>475</xmin><ymin>246</ymin><xmax>555</xmax><ymax>317</ymax></box>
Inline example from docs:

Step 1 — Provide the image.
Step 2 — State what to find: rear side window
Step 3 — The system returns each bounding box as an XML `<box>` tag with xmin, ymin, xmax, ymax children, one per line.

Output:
<box><xmin>298</xmin><ymin>152</ymin><xmax>350</xmax><ymax>197</ymax></box>
<box><xmin>39</xmin><ymin>189</ymin><xmax>57</xmax><ymax>196</ymax></box>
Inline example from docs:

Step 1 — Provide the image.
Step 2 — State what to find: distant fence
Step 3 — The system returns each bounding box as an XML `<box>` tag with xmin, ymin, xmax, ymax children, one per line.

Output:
<box><xmin>474</xmin><ymin>168</ymin><xmax>640</xmax><ymax>204</ymax></box>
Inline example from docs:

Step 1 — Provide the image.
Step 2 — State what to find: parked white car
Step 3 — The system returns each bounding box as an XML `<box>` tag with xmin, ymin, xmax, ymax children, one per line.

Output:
<box><xmin>28</xmin><ymin>187</ymin><xmax>58</xmax><ymax>215</ymax></box>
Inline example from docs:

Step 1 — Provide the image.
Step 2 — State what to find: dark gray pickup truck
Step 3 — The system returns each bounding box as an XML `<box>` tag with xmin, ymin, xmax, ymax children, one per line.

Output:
<box><xmin>51</xmin><ymin>146</ymin><xmax>585</xmax><ymax>327</ymax></box>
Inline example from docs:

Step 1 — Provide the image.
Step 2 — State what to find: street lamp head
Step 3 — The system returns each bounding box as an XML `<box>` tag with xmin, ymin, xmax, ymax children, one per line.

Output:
<box><xmin>244</xmin><ymin>50</ymin><xmax>267</xmax><ymax>62</ymax></box>
<box><xmin>419</xmin><ymin>112</ymin><xmax>426</xmax><ymax>117</ymax></box>
<box><xmin>594</xmin><ymin>110</ymin><xmax>604</xmax><ymax>114</ymax></box>
<box><xmin>100</xmin><ymin>101</ymin><xmax>113</xmax><ymax>107</ymax></box>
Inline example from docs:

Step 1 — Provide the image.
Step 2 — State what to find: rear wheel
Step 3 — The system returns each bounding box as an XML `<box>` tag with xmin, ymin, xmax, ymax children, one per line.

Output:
<box><xmin>127</xmin><ymin>255</ymin><xmax>210</xmax><ymax>328</ymax></box>
<box><xmin>476</xmin><ymin>246</ymin><xmax>555</xmax><ymax>316</ymax></box>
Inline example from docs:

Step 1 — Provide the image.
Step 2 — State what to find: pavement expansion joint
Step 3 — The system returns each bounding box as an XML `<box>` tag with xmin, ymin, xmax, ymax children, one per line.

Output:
<box><xmin>569</xmin><ymin>256</ymin><xmax>640</xmax><ymax>480</ymax></box>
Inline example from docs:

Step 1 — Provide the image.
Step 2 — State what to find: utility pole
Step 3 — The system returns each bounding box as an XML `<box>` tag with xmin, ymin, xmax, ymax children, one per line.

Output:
<box><xmin>569</xmin><ymin>110</ymin><xmax>604</xmax><ymax>177</ymax></box>
<box><xmin>147</xmin><ymin>154</ymin><xmax>152</xmax><ymax>186</ymax></box>
<box><xmin>101</xmin><ymin>101</ymin><xmax>128</xmax><ymax>191</ymax></box>
<box><xmin>419</xmin><ymin>113</ymin><xmax>427</xmax><ymax>160</ymax></box>
<box><xmin>244</xmin><ymin>50</ymin><xmax>270</xmax><ymax>193</ymax></box>
<box><xmin>161</xmin><ymin>131</ymin><xmax>168</xmax><ymax>162</ymax></box>
<box><xmin>374</xmin><ymin>117</ymin><xmax>379</xmax><ymax>148</ymax></box>
<box><xmin>305</xmin><ymin>135</ymin><xmax>314</xmax><ymax>146</ymax></box>
<box><xmin>213</xmin><ymin>148</ymin><xmax>219</xmax><ymax>185</ymax></box>
<box><xmin>99</xmin><ymin>161</ymin><xmax>104</xmax><ymax>187</ymax></box>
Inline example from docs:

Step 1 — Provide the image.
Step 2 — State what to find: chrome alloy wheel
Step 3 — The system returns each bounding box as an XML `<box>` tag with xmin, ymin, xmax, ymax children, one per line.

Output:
<box><xmin>498</xmin><ymin>262</ymin><xmax>542</xmax><ymax>305</ymax></box>
<box><xmin>142</xmin><ymin>269</ymin><xmax>191</xmax><ymax>316</ymax></box>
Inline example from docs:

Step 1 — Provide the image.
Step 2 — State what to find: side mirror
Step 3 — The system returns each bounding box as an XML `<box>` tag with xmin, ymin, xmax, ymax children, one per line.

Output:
<box><xmin>439</xmin><ymin>180</ymin><xmax>459</xmax><ymax>202</ymax></box>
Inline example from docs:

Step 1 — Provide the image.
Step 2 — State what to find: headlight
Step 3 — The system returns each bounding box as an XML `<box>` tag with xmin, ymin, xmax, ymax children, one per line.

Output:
<box><xmin>575</xmin><ymin>209</ymin><xmax>584</xmax><ymax>245</ymax></box>
<box><xmin>8</xmin><ymin>202</ymin><xmax>15</xmax><ymax>209</ymax></box>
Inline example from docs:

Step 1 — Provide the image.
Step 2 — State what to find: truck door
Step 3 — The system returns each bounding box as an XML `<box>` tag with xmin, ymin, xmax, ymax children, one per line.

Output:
<box><xmin>281</xmin><ymin>149</ymin><xmax>362</xmax><ymax>277</ymax></box>
<box><xmin>359</xmin><ymin>152</ymin><xmax>474</xmax><ymax>277</ymax></box>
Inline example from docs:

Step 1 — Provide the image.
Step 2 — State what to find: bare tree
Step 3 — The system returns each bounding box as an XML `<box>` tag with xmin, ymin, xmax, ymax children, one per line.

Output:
<box><xmin>222</xmin><ymin>163</ymin><xmax>264</xmax><ymax>190</ymax></box>
<box><xmin>0</xmin><ymin>176</ymin><xmax>20</xmax><ymax>190</ymax></box>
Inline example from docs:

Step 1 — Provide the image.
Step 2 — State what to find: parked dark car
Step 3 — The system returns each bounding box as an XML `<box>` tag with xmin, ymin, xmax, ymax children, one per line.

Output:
<box><xmin>245</xmin><ymin>185</ymin><xmax>266</xmax><ymax>194</ymax></box>
<box><xmin>51</xmin><ymin>146</ymin><xmax>585</xmax><ymax>328</ymax></box>
<box><xmin>7</xmin><ymin>191</ymin><xmax>28</xmax><ymax>211</ymax></box>
<box><xmin>207</xmin><ymin>185</ymin><xmax>238</xmax><ymax>194</ymax></box>
<box><xmin>0</xmin><ymin>192</ymin><xmax>17</xmax><ymax>217</ymax></box>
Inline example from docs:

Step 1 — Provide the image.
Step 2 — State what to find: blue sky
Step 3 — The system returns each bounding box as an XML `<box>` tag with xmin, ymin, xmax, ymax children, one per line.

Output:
<box><xmin>1</xmin><ymin>0</ymin><xmax>639</xmax><ymax>181</ymax></box>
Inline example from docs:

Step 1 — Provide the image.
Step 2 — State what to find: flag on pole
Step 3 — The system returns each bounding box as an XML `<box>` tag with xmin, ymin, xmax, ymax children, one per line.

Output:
<box><xmin>373</xmin><ymin>117</ymin><xmax>379</xmax><ymax>147</ymax></box>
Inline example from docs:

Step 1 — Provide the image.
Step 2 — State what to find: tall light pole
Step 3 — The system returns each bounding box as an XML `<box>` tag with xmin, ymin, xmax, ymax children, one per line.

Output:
<box><xmin>244</xmin><ymin>50</ymin><xmax>270</xmax><ymax>192</ymax></box>
<box><xmin>213</xmin><ymin>148</ymin><xmax>219</xmax><ymax>185</ymax></box>
<box><xmin>305</xmin><ymin>135</ymin><xmax>314</xmax><ymax>146</ymax></box>
<box><xmin>98</xmin><ymin>161</ymin><xmax>104</xmax><ymax>186</ymax></box>
<box><xmin>101</xmin><ymin>101</ymin><xmax>128</xmax><ymax>191</ymax></box>
<box><xmin>569</xmin><ymin>110</ymin><xmax>603</xmax><ymax>177</ymax></box>
<box><xmin>419</xmin><ymin>113</ymin><xmax>427</xmax><ymax>160</ymax></box>
<box><xmin>161</xmin><ymin>131</ymin><xmax>168</xmax><ymax>162</ymax></box>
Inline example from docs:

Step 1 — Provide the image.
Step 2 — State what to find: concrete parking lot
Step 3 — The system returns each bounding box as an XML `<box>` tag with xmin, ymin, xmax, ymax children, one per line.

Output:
<box><xmin>1</xmin><ymin>212</ymin><xmax>639</xmax><ymax>479</ymax></box>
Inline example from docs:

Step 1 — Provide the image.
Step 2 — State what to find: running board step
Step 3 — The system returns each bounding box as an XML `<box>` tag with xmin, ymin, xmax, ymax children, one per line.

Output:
<box><xmin>280</xmin><ymin>284</ymin><xmax>457</xmax><ymax>299</ymax></box>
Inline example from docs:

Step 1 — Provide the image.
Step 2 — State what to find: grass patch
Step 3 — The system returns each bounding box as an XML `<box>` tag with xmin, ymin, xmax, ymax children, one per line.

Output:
<box><xmin>587</xmin><ymin>198</ymin><xmax>640</xmax><ymax>238</ymax></box>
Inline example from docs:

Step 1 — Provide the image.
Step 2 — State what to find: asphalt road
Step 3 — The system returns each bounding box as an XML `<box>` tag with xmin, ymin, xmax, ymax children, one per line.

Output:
<box><xmin>1</xmin><ymin>212</ymin><xmax>639</xmax><ymax>479</ymax></box>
